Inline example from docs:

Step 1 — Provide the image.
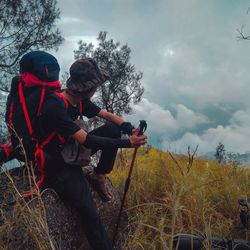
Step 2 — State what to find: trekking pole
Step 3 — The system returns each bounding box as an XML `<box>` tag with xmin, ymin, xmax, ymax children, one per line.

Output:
<box><xmin>112</xmin><ymin>120</ymin><xmax>147</xmax><ymax>246</ymax></box>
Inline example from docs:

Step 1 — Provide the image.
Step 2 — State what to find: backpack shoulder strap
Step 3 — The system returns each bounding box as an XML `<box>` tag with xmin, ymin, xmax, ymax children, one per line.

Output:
<box><xmin>79</xmin><ymin>100</ymin><xmax>83</xmax><ymax>120</ymax></box>
<box><xmin>54</xmin><ymin>91</ymin><xmax>69</xmax><ymax>109</ymax></box>
<box><xmin>18</xmin><ymin>80</ymin><xmax>33</xmax><ymax>136</ymax></box>
<box><xmin>36</xmin><ymin>87</ymin><xmax>46</xmax><ymax>117</ymax></box>
<box><xmin>79</xmin><ymin>100</ymin><xmax>83</xmax><ymax>113</ymax></box>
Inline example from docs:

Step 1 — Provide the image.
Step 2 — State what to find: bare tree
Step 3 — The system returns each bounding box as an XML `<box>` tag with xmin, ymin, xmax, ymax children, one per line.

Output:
<box><xmin>0</xmin><ymin>0</ymin><xmax>63</xmax><ymax>91</ymax></box>
<box><xmin>237</xmin><ymin>7</ymin><xmax>250</xmax><ymax>40</ymax></box>
<box><xmin>236</xmin><ymin>25</ymin><xmax>250</xmax><ymax>40</ymax></box>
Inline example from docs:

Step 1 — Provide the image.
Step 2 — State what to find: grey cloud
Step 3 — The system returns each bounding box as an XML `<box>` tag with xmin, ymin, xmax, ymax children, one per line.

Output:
<box><xmin>161</xmin><ymin>109</ymin><xmax>250</xmax><ymax>154</ymax></box>
<box><xmin>125</xmin><ymin>98</ymin><xmax>210</xmax><ymax>147</ymax></box>
<box><xmin>56</xmin><ymin>0</ymin><xmax>250</xmax><ymax>153</ymax></box>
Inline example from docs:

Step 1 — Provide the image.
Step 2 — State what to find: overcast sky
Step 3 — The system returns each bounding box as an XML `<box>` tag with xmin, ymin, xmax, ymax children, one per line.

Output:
<box><xmin>55</xmin><ymin>0</ymin><xmax>250</xmax><ymax>155</ymax></box>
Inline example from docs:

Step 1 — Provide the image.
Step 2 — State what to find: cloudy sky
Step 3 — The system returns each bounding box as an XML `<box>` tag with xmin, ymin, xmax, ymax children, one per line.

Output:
<box><xmin>55</xmin><ymin>0</ymin><xmax>250</xmax><ymax>155</ymax></box>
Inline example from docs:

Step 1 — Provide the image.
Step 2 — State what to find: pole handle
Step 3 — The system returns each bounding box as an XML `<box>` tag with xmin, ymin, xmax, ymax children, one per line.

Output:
<box><xmin>138</xmin><ymin>120</ymin><xmax>147</xmax><ymax>136</ymax></box>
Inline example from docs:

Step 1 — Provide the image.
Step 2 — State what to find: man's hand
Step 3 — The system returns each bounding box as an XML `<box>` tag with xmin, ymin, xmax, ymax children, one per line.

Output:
<box><xmin>129</xmin><ymin>127</ymin><xmax>147</xmax><ymax>147</ymax></box>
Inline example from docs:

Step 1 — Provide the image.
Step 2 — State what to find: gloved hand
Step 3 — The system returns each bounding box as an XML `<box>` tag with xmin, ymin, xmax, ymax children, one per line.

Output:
<box><xmin>120</xmin><ymin>122</ymin><xmax>134</xmax><ymax>135</ymax></box>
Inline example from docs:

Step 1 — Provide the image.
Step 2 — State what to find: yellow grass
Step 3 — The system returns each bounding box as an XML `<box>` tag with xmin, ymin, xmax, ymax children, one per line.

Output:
<box><xmin>0</xmin><ymin>146</ymin><xmax>249</xmax><ymax>249</ymax></box>
<box><xmin>110</xmin><ymin>147</ymin><xmax>250</xmax><ymax>249</ymax></box>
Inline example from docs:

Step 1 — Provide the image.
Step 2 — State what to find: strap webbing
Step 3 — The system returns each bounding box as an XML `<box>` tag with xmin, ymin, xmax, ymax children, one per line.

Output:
<box><xmin>18</xmin><ymin>81</ymin><xmax>33</xmax><ymax>135</ymax></box>
<box><xmin>79</xmin><ymin>100</ymin><xmax>83</xmax><ymax>113</ymax></box>
<box><xmin>0</xmin><ymin>139</ymin><xmax>14</xmax><ymax>158</ymax></box>
<box><xmin>37</xmin><ymin>87</ymin><xmax>46</xmax><ymax>116</ymax></box>
<box><xmin>7</xmin><ymin>103</ymin><xmax>14</xmax><ymax>133</ymax></box>
<box><xmin>54</xmin><ymin>92</ymin><xmax>69</xmax><ymax>109</ymax></box>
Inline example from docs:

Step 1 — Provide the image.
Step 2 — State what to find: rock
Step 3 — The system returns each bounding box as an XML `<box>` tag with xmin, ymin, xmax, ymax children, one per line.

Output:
<box><xmin>0</xmin><ymin>166</ymin><xmax>127</xmax><ymax>249</ymax></box>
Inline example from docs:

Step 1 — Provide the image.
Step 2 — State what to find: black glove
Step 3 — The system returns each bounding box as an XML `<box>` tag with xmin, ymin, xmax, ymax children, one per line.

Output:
<box><xmin>120</xmin><ymin>122</ymin><xmax>134</xmax><ymax>135</ymax></box>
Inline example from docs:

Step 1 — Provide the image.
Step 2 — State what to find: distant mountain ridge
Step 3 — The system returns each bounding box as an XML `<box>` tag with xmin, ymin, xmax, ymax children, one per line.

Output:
<box><xmin>203</xmin><ymin>151</ymin><xmax>250</xmax><ymax>166</ymax></box>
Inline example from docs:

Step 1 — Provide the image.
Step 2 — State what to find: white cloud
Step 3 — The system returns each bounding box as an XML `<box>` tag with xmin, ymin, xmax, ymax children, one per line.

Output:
<box><xmin>125</xmin><ymin>98</ymin><xmax>209</xmax><ymax>144</ymax></box>
<box><xmin>162</xmin><ymin>109</ymin><xmax>250</xmax><ymax>154</ymax></box>
<box><xmin>55</xmin><ymin>0</ymin><xmax>250</xmax><ymax>153</ymax></box>
<box><xmin>59</xmin><ymin>17</ymin><xmax>81</xmax><ymax>24</ymax></box>
<box><xmin>125</xmin><ymin>98</ymin><xmax>177</xmax><ymax>137</ymax></box>
<box><xmin>230</xmin><ymin>110</ymin><xmax>250</xmax><ymax>126</ymax></box>
<box><xmin>126</xmin><ymin>99</ymin><xmax>250</xmax><ymax>155</ymax></box>
<box><xmin>175</xmin><ymin>104</ymin><xmax>208</xmax><ymax>130</ymax></box>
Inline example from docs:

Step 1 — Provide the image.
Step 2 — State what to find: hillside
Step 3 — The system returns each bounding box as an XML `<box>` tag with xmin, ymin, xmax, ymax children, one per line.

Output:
<box><xmin>204</xmin><ymin>151</ymin><xmax>250</xmax><ymax>167</ymax></box>
<box><xmin>0</xmin><ymin>146</ymin><xmax>249</xmax><ymax>249</ymax></box>
<box><xmin>110</xmin><ymin>147</ymin><xmax>250</xmax><ymax>249</ymax></box>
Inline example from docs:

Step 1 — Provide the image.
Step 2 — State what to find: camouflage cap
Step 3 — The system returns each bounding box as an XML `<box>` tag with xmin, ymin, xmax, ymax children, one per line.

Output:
<box><xmin>66</xmin><ymin>58</ymin><xmax>110</xmax><ymax>93</ymax></box>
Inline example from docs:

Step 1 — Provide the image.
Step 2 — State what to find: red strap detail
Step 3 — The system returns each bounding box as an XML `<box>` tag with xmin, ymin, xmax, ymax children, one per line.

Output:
<box><xmin>0</xmin><ymin>139</ymin><xmax>14</xmax><ymax>158</ymax></box>
<box><xmin>22</xmin><ymin>174</ymin><xmax>45</xmax><ymax>200</ymax></box>
<box><xmin>21</xmin><ymin>73</ymin><xmax>61</xmax><ymax>88</ymax></box>
<box><xmin>22</xmin><ymin>148</ymin><xmax>45</xmax><ymax>200</ymax></box>
<box><xmin>79</xmin><ymin>100</ymin><xmax>83</xmax><ymax>114</ymax></box>
<box><xmin>37</xmin><ymin>87</ymin><xmax>46</xmax><ymax>116</ymax></box>
<box><xmin>35</xmin><ymin>148</ymin><xmax>45</xmax><ymax>174</ymax></box>
<box><xmin>1</xmin><ymin>145</ymin><xmax>8</xmax><ymax>157</ymax></box>
<box><xmin>57</xmin><ymin>134</ymin><xmax>65</xmax><ymax>144</ymax></box>
<box><xmin>54</xmin><ymin>92</ymin><xmax>69</xmax><ymax>109</ymax></box>
<box><xmin>8</xmin><ymin>103</ymin><xmax>14</xmax><ymax>133</ymax></box>
<box><xmin>23</xmin><ymin>131</ymin><xmax>67</xmax><ymax>199</ymax></box>
<box><xmin>18</xmin><ymin>81</ymin><xmax>33</xmax><ymax>135</ymax></box>
<box><xmin>39</xmin><ymin>132</ymin><xmax>56</xmax><ymax>149</ymax></box>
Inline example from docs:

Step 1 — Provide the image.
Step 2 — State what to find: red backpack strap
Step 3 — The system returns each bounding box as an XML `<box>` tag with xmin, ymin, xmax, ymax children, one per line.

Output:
<box><xmin>22</xmin><ymin>148</ymin><xmax>45</xmax><ymax>200</ymax></box>
<box><xmin>54</xmin><ymin>92</ymin><xmax>69</xmax><ymax>109</ymax></box>
<box><xmin>17</xmin><ymin>81</ymin><xmax>47</xmax><ymax>200</ymax></box>
<box><xmin>57</xmin><ymin>134</ymin><xmax>66</xmax><ymax>144</ymax></box>
<box><xmin>79</xmin><ymin>100</ymin><xmax>83</xmax><ymax>113</ymax></box>
<box><xmin>39</xmin><ymin>131</ymin><xmax>56</xmax><ymax>149</ymax></box>
<box><xmin>0</xmin><ymin>139</ymin><xmax>14</xmax><ymax>158</ymax></box>
<box><xmin>18</xmin><ymin>81</ymin><xmax>33</xmax><ymax>135</ymax></box>
<box><xmin>36</xmin><ymin>87</ymin><xmax>46</xmax><ymax>117</ymax></box>
<box><xmin>7</xmin><ymin>102</ymin><xmax>14</xmax><ymax>133</ymax></box>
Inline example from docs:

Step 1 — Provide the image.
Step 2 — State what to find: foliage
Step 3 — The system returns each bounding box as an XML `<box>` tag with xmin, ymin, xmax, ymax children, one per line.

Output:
<box><xmin>111</xmin><ymin>147</ymin><xmax>250</xmax><ymax>249</ymax></box>
<box><xmin>0</xmin><ymin>0</ymin><xmax>63</xmax><ymax>91</ymax></box>
<box><xmin>73</xmin><ymin>31</ymin><xmax>144</xmax><ymax>115</ymax></box>
<box><xmin>214</xmin><ymin>142</ymin><xmax>226</xmax><ymax>164</ymax></box>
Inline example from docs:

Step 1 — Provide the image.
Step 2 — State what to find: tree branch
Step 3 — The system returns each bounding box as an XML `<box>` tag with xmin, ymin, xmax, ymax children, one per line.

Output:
<box><xmin>0</xmin><ymin>87</ymin><xmax>10</xmax><ymax>93</ymax></box>
<box><xmin>236</xmin><ymin>25</ymin><xmax>250</xmax><ymax>40</ymax></box>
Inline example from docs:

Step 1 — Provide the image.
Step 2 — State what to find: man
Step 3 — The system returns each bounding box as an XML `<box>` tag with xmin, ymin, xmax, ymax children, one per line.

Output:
<box><xmin>62</xmin><ymin>58</ymin><xmax>146</xmax><ymax>200</ymax></box>
<box><xmin>36</xmin><ymin>57</ymin><xmax>147</xmax><ymax>249</ymax></box>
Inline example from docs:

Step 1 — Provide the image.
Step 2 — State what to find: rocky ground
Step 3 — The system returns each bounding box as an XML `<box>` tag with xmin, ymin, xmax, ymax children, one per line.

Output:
<box><xmin>0</xmin><ymin>165</ymin><xmax>127</xmax><ymax>249</ymax></box>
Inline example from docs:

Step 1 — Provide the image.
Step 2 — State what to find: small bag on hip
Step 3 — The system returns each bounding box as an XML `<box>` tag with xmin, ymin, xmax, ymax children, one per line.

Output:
<box><xmin>61</xmin><ymin>118</ymin><xmax>91</xmax><ymax>166</ymax></box>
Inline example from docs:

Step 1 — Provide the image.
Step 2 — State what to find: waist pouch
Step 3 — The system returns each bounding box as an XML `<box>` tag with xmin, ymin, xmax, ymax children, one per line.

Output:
<box><xmin>61</xmin><ymin>119</ymin><xmax>91</xmax><ymax>166</ymax></box>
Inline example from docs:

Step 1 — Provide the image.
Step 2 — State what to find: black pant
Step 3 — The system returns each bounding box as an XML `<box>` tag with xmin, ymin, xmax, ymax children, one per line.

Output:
<box><xmin>43</xmin><ymin>157</ymin><xmax>112</xmax><ymax>250</ymax></box>
<box><xmin>0</xmin><ymin>148</ymin><xmax>6</xmax><ymax>164</ymax></box>
<box><xmin>89</xmin><ymin>122</ymin><xmax>121</xmax><ymax>174</ymax></box>
<box><xmin>42</xmin><ymin>122</ymin><xmax>121</xmax><ymax>249</ymax></box>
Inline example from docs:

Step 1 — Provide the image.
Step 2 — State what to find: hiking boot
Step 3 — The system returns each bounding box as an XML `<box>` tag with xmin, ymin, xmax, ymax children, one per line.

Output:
<box><xmin>86</xmin><ymin>171</ymin><xmax>112</xmax><ymax>202</ymax></box>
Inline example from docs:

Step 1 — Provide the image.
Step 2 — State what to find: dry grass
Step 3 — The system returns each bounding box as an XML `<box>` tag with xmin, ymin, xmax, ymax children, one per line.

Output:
<box><xmin>0</xmin><ymin>165</ymin><xmax>57</xmax><ymax>250</ymax></box>
<box><xmin>110</xmin><ymin>147</ymin><xmax>250</xmax><ymax>249</ymax></box>
<box><xmin>0</xmin><ymin>146</ymin><xmax>249</xmax><ymax>249</ymax></box>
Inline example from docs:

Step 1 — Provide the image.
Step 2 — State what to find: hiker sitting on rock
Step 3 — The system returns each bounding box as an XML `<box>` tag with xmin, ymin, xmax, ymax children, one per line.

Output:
<box><xmin>62</xmin><ymin>58</ymin><xmax>147</xmax><ymax>201</ymax></box>
<box><xmin>3</xmin><ymin>51</ymin><xmax>147</xmax><ymax>250</ymax></box>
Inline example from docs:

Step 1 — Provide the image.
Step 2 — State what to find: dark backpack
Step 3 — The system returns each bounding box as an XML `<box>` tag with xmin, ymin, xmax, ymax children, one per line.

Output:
<box><xmin>3</xmin><ymin>51</ymin><xmax>67</xmax><ymax>198</ymax></box>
